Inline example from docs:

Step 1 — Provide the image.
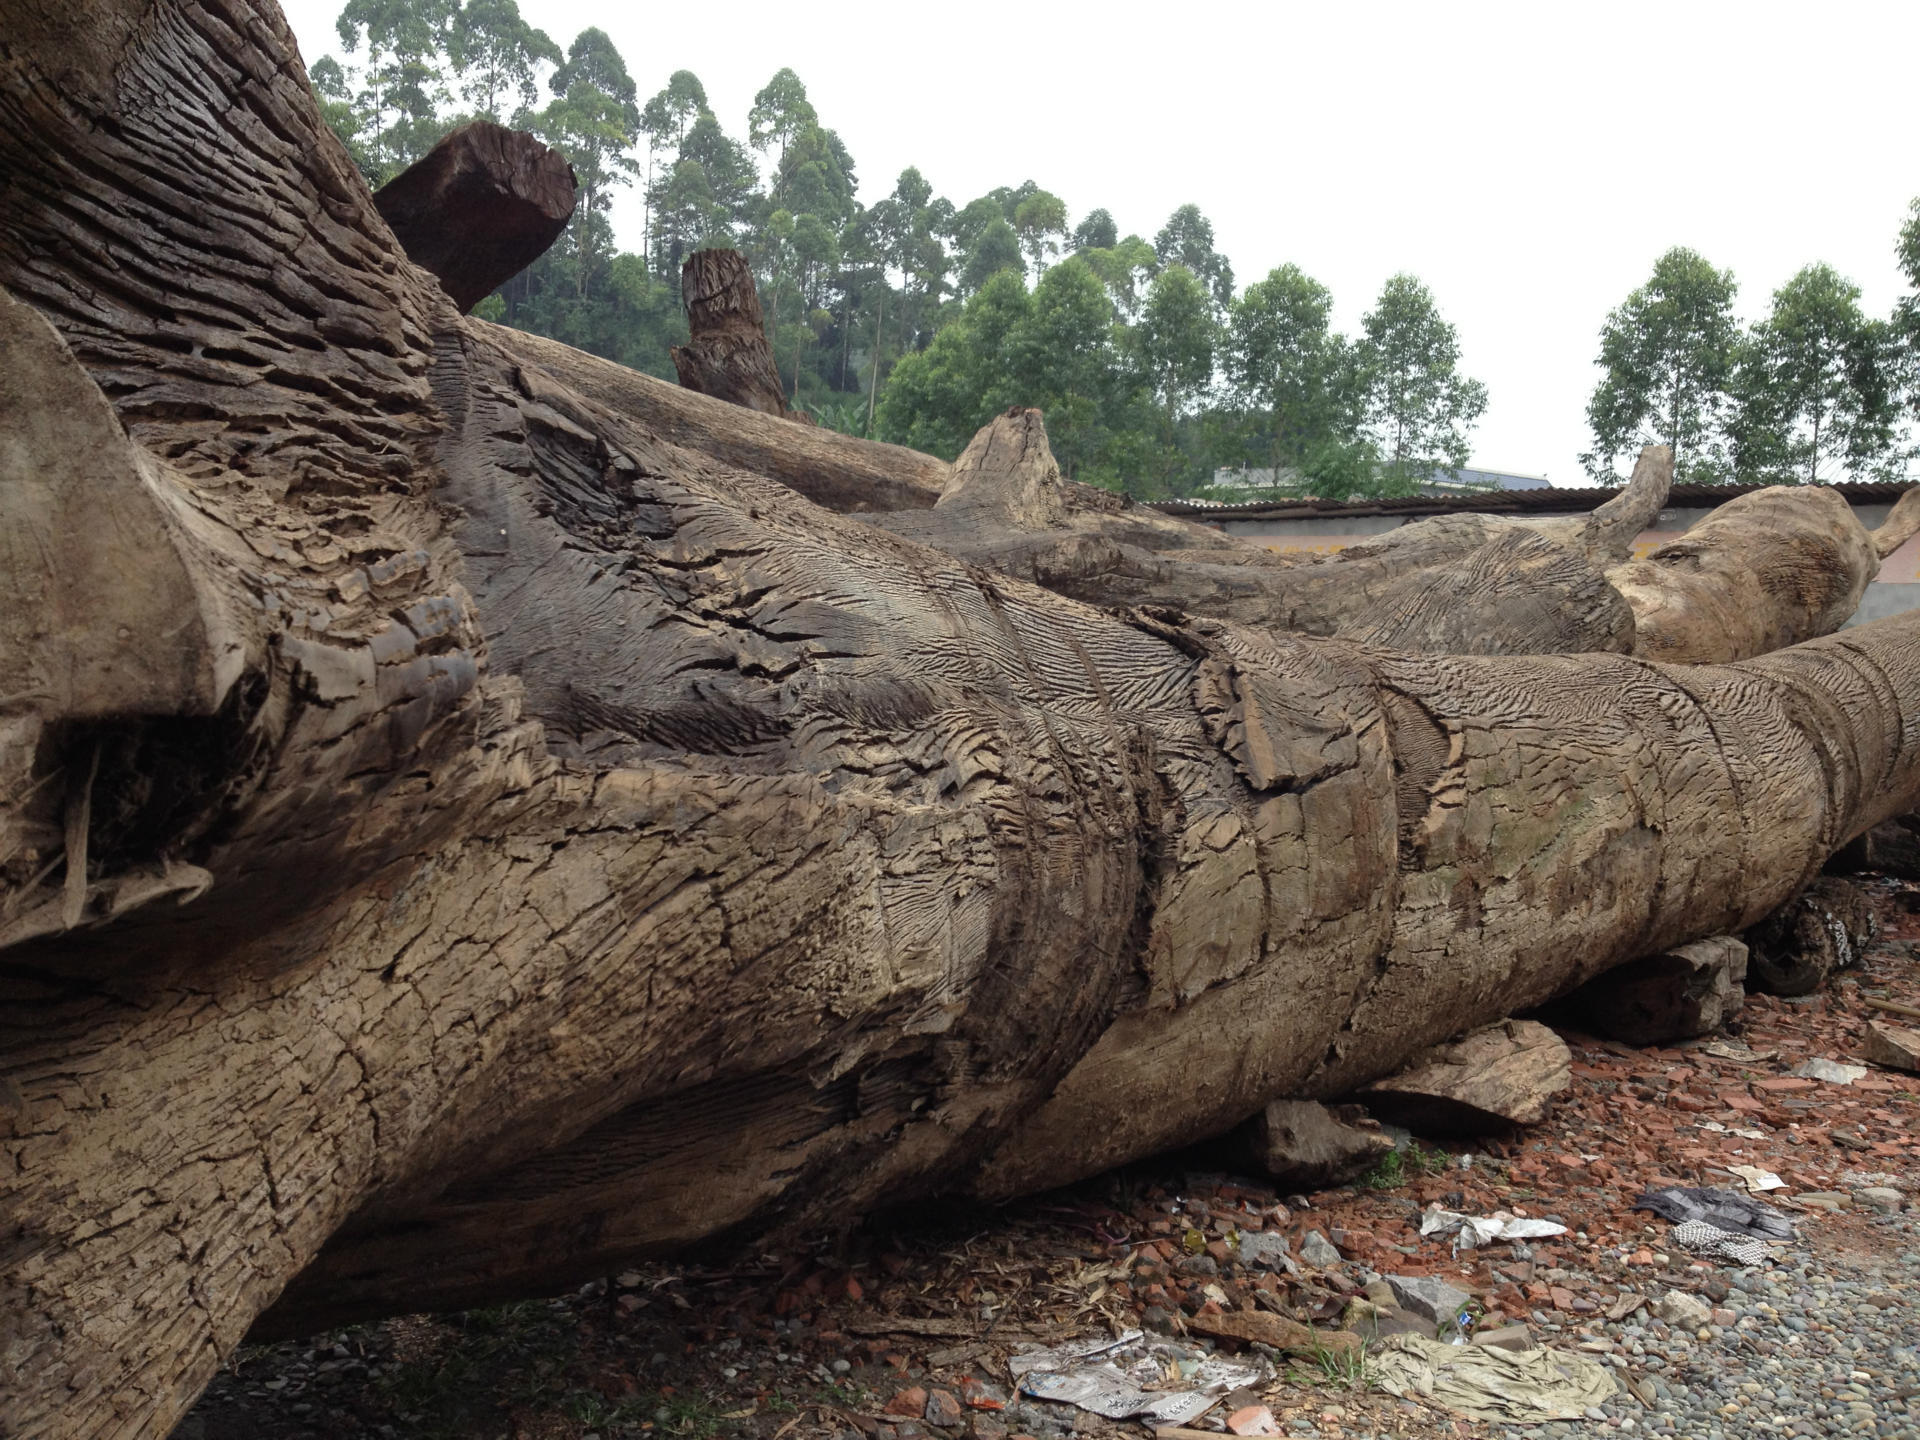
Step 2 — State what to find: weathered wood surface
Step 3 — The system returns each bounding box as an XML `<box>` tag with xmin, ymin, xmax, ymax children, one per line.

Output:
<box><xmin>1555</xmin><ymin>935</ymin><xmax>1748</xmax><ymax>1046</ymax></box>
<box><xmin>1744</xmin><ymin>877</ymin><xmax>1878</xmax><ymax>996</ymax></box>
<box><xmin>1354</xmin><ymin>1021</ymin><xmax>1572</xmax><ymax>1137</ymax></box>
<box><xmin>870</xmin><ymin>411</ymin><xmax>1659</xmax><ymax>656</ymax></box>
<box><xmin>1606</xmin><ymin>486</ymin><xmax>1882</xmax><ymax>664</ymax></box>
<box><xmin>492</xmin><ymin>319</ymin><xmax>948</xmax><ymax>511</ymax></box>
<box><xmin>8</xmin><ymin>6</ymin><xmax>1920</xmax><ymax>1437</ymax></box>
<box><xmin>373</xmin><ymin>120</ymin><xmax>576</xmax><ymax>312</ymax></box>
<box><xmin>670</xmin><ymin>247</ymin><xmax>801</xmax><ymax>417</ymax></box>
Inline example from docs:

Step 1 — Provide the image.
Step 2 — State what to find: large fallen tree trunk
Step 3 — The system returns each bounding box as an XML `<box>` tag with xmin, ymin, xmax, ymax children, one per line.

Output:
<box><xmin>7</xmin><ymin>7</ymin><xmax>1920</xmax><ymax>1436</ymax></box>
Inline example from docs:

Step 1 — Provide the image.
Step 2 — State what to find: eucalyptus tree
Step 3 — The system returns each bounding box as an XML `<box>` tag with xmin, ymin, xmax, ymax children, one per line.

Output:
<box><xmin>1355</xmin><ymin>273</ymin><xmax>1488</xmax><ymax>488</ymax></box>
<box><xmin>1226</xmin><ymin>264</ymin><xmax>1360</xmax><ymax>487</ymax></box>
<box><xmin>333</xmin><ymin>0</ymin><xmax>456</xmax><ymax>179</ymax></box>
<box><xmin>748</xmin><ymin>67</ymin><xmax>818</xmax><ymax>169</ymax></box>
<box><xmin>535</xmin><ymin>29</ymin><xmax>641</xmax><ymax>295</ymax></box>
<box><xmin>639</xmin><ymin>70</ymin><xmax>708</xmax><ymax>257</ymax></box>
<box><xmin>1583</xmin><ymin>247</ymin><xmax>1740</xmax><ymax>483</ymax></box>
<box><xmin>1154</xmin><ymin>203</ymin><xmax>1233</xmax><ymax>311</ymax></box>
<box><xmin>1735</xmin><ymin>263</ymin><xmax>1901</xmax><ymax>483</ymax></box>
<box><xmin>446</xmin><ymin>0</ymin><xmax>559</xmax><ymax>122</ymax></box>
<box><xmin>1013</xmin><ymin>190</ymin><xmax>1068</xmax><ymax>276</ymax></box>
<box><xmin>1071</xmin><ymin>208</ymin><xmax>1119</xmax><ymax>253</ymax></box>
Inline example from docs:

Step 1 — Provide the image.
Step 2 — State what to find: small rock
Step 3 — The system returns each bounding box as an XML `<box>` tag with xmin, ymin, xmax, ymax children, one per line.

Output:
<box><xmin>1299</xmin><ymin>1231</ymin><xmax>1341</xmax><ymax>1268</ymax></box>
<box><xmin>1652</xmin><ymin>1291</ymin><xmax>1712</xmax><ymax>1329</ymax></box>
<box><xmin>886</xmin><ymin>1387</ymin><xmax>929</xmax><ymax>1418</ymax></box>
<box><xmin>1793</xmin><ymin>1057</ymin><xmax>1869</xmax><ymax>1085</ymax></box>
<box><xmin>1795</xmin><ymin>1192</ymin><xmax>1852</xmax><ymax>1212</ymax></box>
<box><xmin>1853</xmin><ymin>1186</ymin><xmax>1904</xmax><ymax>1214</ymax></box>
<box><xmin>1471</xmin><ymin>1324</ymin><xmax>1534</xmax><ymax>1351</ymax></box>
<box><xmin>1862</xmin><ymin>1020</ymin><xmax>1920</xmax><ymax>1073</ymax></box>
<box><xmin>1225</xmin><ymin>1405</ymin><xmax>1277</xmax><ymax>1436</ymax></box>
<box><xmin>1236</xmin><ymin>1232</ymin><xmax>1293</xmax><ymax>1270</ymax></box>
<box><xmin>1386</xmin><ymin>1274</ymin><xmax>1473</xmax><ymax>1325</ymax></box>
<box><xmin>925</xmin><ymin>1390</ymin><xmax>964</xmax><ymax>1428</ymax></box>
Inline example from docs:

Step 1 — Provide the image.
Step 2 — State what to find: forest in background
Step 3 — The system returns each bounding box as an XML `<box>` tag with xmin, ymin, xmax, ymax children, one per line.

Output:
<box><xmin>313</xmin><ymin>0</ymin><xmax>1920</xmax><ymax>497</ymax></box>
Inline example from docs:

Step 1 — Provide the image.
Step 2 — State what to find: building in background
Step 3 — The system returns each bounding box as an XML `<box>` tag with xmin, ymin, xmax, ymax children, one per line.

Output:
<box><xmin>1207</xmin><ymin>465</ymin><xmax>1551</xmax><ymax>498</ymax></box>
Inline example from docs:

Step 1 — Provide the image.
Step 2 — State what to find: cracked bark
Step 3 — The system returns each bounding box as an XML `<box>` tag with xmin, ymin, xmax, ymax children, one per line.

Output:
<box><xmin>5</xmin><ymin>4</ymin><xmax>1920</xmax><ymax>1437</ymax></box>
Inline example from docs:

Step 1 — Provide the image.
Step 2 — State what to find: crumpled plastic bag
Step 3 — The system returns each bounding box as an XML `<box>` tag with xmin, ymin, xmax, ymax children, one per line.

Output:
<box><xmin>1419</xmin><ymin>1208</ymin><xmax>1568</xmax><ymax>1251</ymax></box>
<box><xmin>1632</xmin><ymin>1186</ymin><xmax>1795</xmax><ymax>1240</ymax></box>
<box><xmin>1369</xmin><ymin>1333</ymin><xmax>1617</xmax><ymax>1421</ymax></box>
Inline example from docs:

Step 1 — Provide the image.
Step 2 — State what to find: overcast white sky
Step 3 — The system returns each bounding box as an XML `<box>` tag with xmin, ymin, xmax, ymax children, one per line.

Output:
<box><xmin>282</xmin><ymin>0</ymin><xmax>1920</xmax><ymax>485</ymax></box>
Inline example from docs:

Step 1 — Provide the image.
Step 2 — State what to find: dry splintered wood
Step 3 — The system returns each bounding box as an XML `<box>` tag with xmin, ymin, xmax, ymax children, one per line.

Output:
<box><xmin>10</xmin><ymin>5</ymin><xmax>1920</xmax><ymax>1438</ymax></box>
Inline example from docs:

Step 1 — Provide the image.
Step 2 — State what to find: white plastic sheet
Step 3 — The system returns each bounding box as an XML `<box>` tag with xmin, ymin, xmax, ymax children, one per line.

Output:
<box><xmin>1008</xmin><ymin>1330</ymin><xmax>1263</xmax><ymax>1425</ymax></box>
<box><xmin>1419</xmin><ymin>1208</ymin><xmax>1568</xmax><ymax>1251</ymax></box>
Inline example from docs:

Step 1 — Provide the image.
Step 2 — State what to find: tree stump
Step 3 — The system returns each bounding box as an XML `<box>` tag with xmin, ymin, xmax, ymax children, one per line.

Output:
<box><xmin>670</xmin><ymin>248</ymin><xmax>805</xmax><ymax>418</ymax></box>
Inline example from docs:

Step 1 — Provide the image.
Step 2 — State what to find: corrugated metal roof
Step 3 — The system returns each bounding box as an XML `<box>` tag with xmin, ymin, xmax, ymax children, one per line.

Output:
<box><xmin>1149</xmin><ymin>481</ymin><xmax>1914</xmax><ymax>522</ymax></box>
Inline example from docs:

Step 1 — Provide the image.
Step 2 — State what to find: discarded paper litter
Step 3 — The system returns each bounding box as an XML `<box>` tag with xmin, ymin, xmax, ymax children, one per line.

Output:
<box><xmin>1724</xmin><ymin>1164</ymin><xmax>1786</xmax><ymax>1194</ymax></box>
<box><xmin>1008</xmin><ymin>1331</ymin><xmax>1262</xmax><ymax>1426</ymax></box>
<box><xmin>1419</xmin><ymin>1207</ymin><xmax>1567</xmax><ymax>1252</ymax></box>
<box><xmin>1370</xmin><ymin>1333</ymin><xmax>1617</xmax><ymax>1422</ymax></box>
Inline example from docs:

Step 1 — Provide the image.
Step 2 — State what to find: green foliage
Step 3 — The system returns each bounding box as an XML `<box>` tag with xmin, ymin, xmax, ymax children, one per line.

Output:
<box><xmin>1583</xmin><ymin>246</ymin><xmax>1740</xmax><ymax>483</ymax></box>
<box><xmin>880</xmin><ymin>261</ymin><xmax>1154</xmax><ymax>486</ymax></box>
<box><xmin>1071</xmin><ymin>208</ymin><xmax>1118</xmax><ymax>253</ymax></box>
<box><xmin>1355</xmin><ymin>273</ymin><xmax>1489</xmax><ymax>488</ymax></box>
<box><xmin>1225</xmin><ymin>263</ymin><xmax>1371</xmax><ymax>494</ymax></box>
<box><xmin>1734</xmin><ymin>263</ymin><xmax>1902</xmax><ymax>483</ymax></box>
<box><xmin>446</xmin><ymin>0</ymin><xmax>558</xmax><ymax>121</ymax></box>
<box><xmin>1154</xmin><ymin>203</ymin><xmax>1233</xmax><ymax>311</ymax></box>
<box><xmin>1360</xmin><ymin>1138</ymin><xmax>1449</xmax><ymax>1190</ymax></box>
<box><xmin>1896</xmin><ymin>199</ymin><xmax>1920</xmax><ymax>437</ymax></box>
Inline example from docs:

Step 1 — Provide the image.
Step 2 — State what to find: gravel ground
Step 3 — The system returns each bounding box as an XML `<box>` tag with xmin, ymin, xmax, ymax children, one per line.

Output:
<box><xmin>1494</xmin><ymin>1205</ymin><xmax>1920</xmax><ymax>1440</ymax></box>
<box><xmin>172</xmin><ymin>875</ymin><xmax>1920</xmax><ymax>1440</ymax></box>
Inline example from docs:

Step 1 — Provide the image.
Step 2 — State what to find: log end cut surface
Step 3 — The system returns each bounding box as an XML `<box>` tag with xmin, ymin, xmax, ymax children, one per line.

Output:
<box><xmin>374</xmin><ymin>121</ymin><xmax>576</xmax><ymax>313</ymax></box>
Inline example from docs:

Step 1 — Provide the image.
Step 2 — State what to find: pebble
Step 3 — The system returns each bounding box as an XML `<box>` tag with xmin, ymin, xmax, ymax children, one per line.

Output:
<box><xmin>1497</xmin><ymin>1203</ymin><xmax>1920</xmax><ymax>1440</ymax></box>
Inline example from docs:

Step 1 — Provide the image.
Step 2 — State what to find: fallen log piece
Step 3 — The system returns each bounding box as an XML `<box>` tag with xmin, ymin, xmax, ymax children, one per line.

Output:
<box><xmin>1825</xmin><ymin>817</ymin><xmax>1920</xmax><ymax>881</ymax></box>
<box><xmin>670</xmin><ymin>248</ymin><xmax>804</xmax><ymax>418</ymax></box>
<box><xmin>372</xmin><ymin>121</ymin><xmax>576</xmax><ymax>313</ymax></box>
<box><xmin>14</xmin><ymin>7</ymin><xmax>1920</xmax><ymax>1434</ymax></box>
<box><xmin>1236</xmin><ymin>1100</ymin><xmax>1393</xmax><ymax>1189</ymax></box>
<box><xmin>872</xmin><ymin>410</ymin><xmax>1656</xmax><ymax>656</ymax></box>
<box><xmin>1554</xmin><ymin>936</ymin><xmax>1747</xmax><ymax>1046</ymax></box>
<box><xmin>1606</xmin><ymin>486</ymin><xmax>1882</xmax><ymax>664</ymax></box>
<box><xmin>1745</xmin><ymin>877</ymin><xmax>1877</xmax><ymax>996</ymax></box>
<box><xmin>1863</xmin><ymin>1020</ymin><xmax>1920</xmax><ymax>1072</ymax></box>
<box><xmin>488</xmin><ymin>319</ymin><xmax>946</xmax><ymax>512</ymax></box>
<box><xmin>1355</xmin><ymin>1022</ymin><xmax>1572</xmax><ymax>1136</ymax></box>
<box><xmin>1184</xmin><ymin>1309</ymin><xmax>1364</xmax><ymax>1358</ymax></box>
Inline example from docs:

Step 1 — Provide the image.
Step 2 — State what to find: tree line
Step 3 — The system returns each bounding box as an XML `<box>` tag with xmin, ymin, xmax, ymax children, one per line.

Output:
<box><xmin>310</xmin><ymin>0</ymin><xmax>1920</xmax><ymax>496</ymax></box>
<box><xmin>1586</xmin><ymin>238</ymin><xmax>1920</xmax><ymax>485</ymax></box>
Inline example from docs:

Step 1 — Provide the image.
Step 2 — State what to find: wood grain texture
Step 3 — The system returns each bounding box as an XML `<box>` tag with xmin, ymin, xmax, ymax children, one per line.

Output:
<box><xmin>373</xmin><ymin>121</ymin><xmax>577</xmax><ymax>313</ymax></box>
<box><xmin>6</xmin><ymin>6</ymin><xmax>1920</xmax><ymax>1437</ymax></box>
<box><xmin>670</xmin><ymin>247</ymin><xmax>800</xmax><ymax>417</ymax></box>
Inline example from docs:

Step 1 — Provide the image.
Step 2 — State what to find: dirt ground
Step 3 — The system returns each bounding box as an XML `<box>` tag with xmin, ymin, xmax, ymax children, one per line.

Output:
<box><xmin>173</xmin><ymin>876</ymin><xmax>1920</xmax><ymax>1440</ymax></box>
